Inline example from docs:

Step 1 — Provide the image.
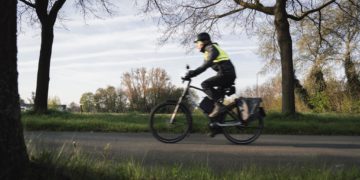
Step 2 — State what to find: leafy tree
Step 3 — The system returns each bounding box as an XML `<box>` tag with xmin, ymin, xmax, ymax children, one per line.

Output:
<box><xmin>18</xmin><ymin>0</ymin><xmax>115</xmax><ymax>113</ymax></box>
<box><xmin>141</xmin><ymin>0</ymin><xmax>340</xmax><ymax>115</ymax></box>
<box><xmin>80</xmin><ymin>92</ymin><xmax>95</xmax><ymax>112</ymax></box>
<box><xmin>48</xmin><ymin>96</ymin><xmax>61</xmax><ymax>110</ymax></box>
<box><xmin>68</xmin><ymin>102</ymin><xmax>80</xmax><ymax>112</ymax></box>
<box><xmin>115</xmin><ymin>88</ymin><xmax>127</xmax><ymax>113</ymax></box>
<box><xmin>291</xmin><ymin>0</ymin><xmax>360</xmax><ymax>110</ymax></box>
<box><xmin>94</xmin><ymin>88</ymin><xmax>107</xmax><ymax>112</ymax></box>
<box><xmin>81</xmin><ymin>87</ymin><xmax>127</xmax><ymax>113</ymax></box>
<box><xmin>105</xmin><ymin>86</ymin><xmax>119</xmax><ymax>112</ymax></box>
<box><xmin>330</xmin><ymin>0</ymin><xmax>360</xmax><ymax>100</ymax></box>
<box><xmin>93</xmin><ymin>86</ymin><xmax>121</xmax><ymax>112</ymax></box>
<box><xmin>0</xmin><ymin>0</ymin><xmax>29</xmax><ymax>178</ymax></box>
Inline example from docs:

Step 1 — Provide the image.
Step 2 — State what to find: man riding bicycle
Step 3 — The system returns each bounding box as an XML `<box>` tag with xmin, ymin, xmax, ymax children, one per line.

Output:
<box><xmin>184</xmin><ymin>32</ymin><xmax>237</xmax><ymax>118</ymax></box>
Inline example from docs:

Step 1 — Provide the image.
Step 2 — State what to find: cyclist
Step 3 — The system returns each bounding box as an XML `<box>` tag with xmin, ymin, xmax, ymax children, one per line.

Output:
<box><xmin>184</xmin><ymin>32</ymin><xmax>237</xmax><ymax>118</ymax></box>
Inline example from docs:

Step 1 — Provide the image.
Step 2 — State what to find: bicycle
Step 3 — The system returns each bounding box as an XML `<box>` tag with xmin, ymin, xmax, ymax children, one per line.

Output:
<box><xmin>149</xmin><ymin>66</ymin><xmax>266</xmax><ymax>144</ymax></box>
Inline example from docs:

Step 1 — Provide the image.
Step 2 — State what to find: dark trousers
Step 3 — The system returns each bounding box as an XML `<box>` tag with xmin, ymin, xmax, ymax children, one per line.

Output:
<box><xmin>201</xmin><ymin>75</ymin><xmax>236</xmax><ymax>102</ymax></box>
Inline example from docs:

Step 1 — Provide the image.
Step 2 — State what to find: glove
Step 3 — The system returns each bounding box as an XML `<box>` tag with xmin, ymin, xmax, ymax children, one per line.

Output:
<box><xmin>184</xmin><ymin>70</ymin><xmax>195</xmax><ymax>80</ymax></box>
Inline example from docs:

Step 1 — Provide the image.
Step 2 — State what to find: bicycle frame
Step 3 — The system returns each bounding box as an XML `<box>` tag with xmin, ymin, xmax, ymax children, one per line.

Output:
<box><xmin>170</xmin><ymin>79</ymin><xmax>245</xmax><ymax>127</ymax></box>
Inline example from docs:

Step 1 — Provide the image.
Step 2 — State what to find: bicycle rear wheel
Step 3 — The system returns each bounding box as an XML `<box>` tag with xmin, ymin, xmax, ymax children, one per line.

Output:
<box><xmin>149</xmin><ymin>101</ymin><xmax>192</xmax><ymax>143</ymax></box>
<box><xmin>222</xmin><ymin>112</ymin><xmax>264</xmax><ymax>144</ymax></box>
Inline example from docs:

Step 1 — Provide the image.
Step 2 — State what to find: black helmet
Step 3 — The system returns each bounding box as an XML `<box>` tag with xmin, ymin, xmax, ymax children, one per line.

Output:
<box><xmin>194</xmin><ymin>32</ymin><xmax>211</xmax><ymax>43</ymax></box>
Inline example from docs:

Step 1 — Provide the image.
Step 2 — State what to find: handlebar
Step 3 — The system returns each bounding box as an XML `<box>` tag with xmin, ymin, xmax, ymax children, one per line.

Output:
<box><xmin>182</xmin><ymin>64</ymin><xmax>192</xmax><ymax>83</ymax></box>
<box><xmin>181</xmin><ymin>77</ymin><xmax>191</xmax><ymax>83</ymax></box>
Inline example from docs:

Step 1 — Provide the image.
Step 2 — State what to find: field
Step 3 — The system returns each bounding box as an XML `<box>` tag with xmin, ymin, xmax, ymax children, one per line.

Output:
<box><xmin>22</xmin><ymin>111</ymin><xmax>360</xmax><ymax>135</ymax></box>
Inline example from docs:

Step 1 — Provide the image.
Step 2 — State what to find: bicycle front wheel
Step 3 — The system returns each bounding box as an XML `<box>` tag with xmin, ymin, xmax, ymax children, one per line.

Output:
<box><xmin>222</xmin><ymin>113</ymin><xmax>264</xmax><ymax>145</ymax></box>
<box><xmin>149</xmin><ymin>101</ymin><xmax>192</xmax><ymax>143</ymax></box>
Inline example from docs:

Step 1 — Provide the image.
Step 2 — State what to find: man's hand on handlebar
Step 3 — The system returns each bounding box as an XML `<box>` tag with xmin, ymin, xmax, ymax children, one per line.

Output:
<box><xmin>182</xmin><ymin>70</ymin><xmax>195</xmax><ymax>81</ymax></box>
<box><xmin>181</xmin><ymin>76</ymin><xmax>190</xmax><ymax>81</ymax></box>
<box><xmin>184</xmin><ymin>70</ymin><xmax>195</xmax><ymax>80</ymax></box>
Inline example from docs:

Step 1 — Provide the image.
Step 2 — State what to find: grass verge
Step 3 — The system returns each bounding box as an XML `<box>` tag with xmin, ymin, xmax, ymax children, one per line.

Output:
<box><xmin>22</xmin><ymin>111</ymin><xmax>360</xmax><ymax>135</ymax></box>
<box><xmin>25</xmin><ymin>143</ymin><xmax>360</xmax><ymax>180</ymax></box>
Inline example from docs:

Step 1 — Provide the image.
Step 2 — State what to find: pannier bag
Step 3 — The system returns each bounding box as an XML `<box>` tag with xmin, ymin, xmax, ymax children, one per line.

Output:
<box><xmin>199</xmin><ymin>96</ymin><xmax>266</xmax><ymax>121</ymax></box>
<box><xmin>236</xmin><ymin>97</ymin><xmax>264</xmax><ymax>120</ymax></box>
<box><xmin>199</xmin><ymin>96</ymin><xmax>215</xmax><ymax>114</ymax></box>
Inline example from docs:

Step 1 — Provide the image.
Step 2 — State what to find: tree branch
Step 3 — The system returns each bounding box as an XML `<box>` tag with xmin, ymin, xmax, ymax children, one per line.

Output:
<box><xmin>211</xmin><ymin>7</ymin><xmax>246</xmax><ymax>19</ymax></box>
<box><xmin>181</xmin><ymin>0</ymin><xmax>222</xmax><ymax>10</ymax></box>
<box><xmin>295</xmin><ymin>0</ymin><xmax>305</xmax><ymax>13</ymax></box>
<box><xmin>99</xmin><ymin>0</ymin><xmax>114</xmax><ymax>15</ymax></box>
<box><xmin>335</xmin><ymin>1</ymin><xmax>360</xmax><ymax>24</ymax></box>
<box><xmin>49</xmin><ymin>0</ymin><xmax>66</xmax><ymax>24</ymax></box>
<box><xmin>306</xmin><ymin>14</ymin><xmax>333</xmax><ymax>49</ymax></box>
<box><xmin>153</xmin><ymin>0</ymin><xmax>165</xmax><ymax>15</ymax></box>
<box><xmin>233</xmin><ymin>0</ymin><xmax>274</xmax><ymax>16</ymax></box>
<box><xmin>19</xmin><ymin>0</ymin><xmax>36</xmax><ymax>8</ymax></box>
<box><xmin>287</xmin><ymin>0</ymin><xmax>335</xmax><ymax>21</ymax></box>
<box><xmin>35</xmin><ymin>0</ymin><xmax>49</xmax><ymax>24</ymax></box>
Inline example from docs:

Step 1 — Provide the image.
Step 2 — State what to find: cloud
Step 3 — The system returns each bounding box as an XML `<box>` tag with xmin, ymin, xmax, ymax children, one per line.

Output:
<box><xmin>17</xmin><ymin>2</ymin><xmax>265</xmax><ymax>104</ymax></box>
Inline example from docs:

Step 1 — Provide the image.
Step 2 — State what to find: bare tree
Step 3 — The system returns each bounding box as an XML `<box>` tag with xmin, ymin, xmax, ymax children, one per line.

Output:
<box><xmin>18</xmin><ymin>0</ymin><xmax>115</xmax><ymax>114</ymax></box>
<box><xmin>121</xmin><ymin>67</ymin><xmax>177</xmax><ymax>112</ymax></box>
<box><xmin>140</xmin><ymin>0</ymin><xmax>338</xmax><ymax>115</ymax></box>
<box><xmin>121</xmin><ymin>68</ymin><xmax>149</xmax><ymax>111</ymax></box>
<box><xmin>0</xmin><ymin>0</ymin><xmax>29</xmax><ymax>179</ymax></box>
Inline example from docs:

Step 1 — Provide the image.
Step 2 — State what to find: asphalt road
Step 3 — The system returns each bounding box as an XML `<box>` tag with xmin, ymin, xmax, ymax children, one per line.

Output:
<box><xmin>24</xmin><ymin>131</ymin><xmax>360</xmax><ymax>171</ymax></box>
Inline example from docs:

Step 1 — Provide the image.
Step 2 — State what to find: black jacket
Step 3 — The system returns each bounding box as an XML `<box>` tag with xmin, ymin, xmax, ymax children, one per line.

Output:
<box><xmin>192</xmin><ymin>43</ymin><xmax>236</xmax><ymax>77</ymax></box>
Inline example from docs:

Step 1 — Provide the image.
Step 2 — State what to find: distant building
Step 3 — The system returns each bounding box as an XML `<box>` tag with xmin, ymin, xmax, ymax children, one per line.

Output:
<box><xmin>57</xmin><ymin>105</ymin><xmax>67</xmax><ymax>111</ymax></box>
<box><xmin>20</xmin><ymin>104</ymin><xmax>33</xmax><ymax>111</ymax></box>
<box><xmin>20</xmin><ymin>104</ymin><xmax>67</xmax><ymax>112</ymax></box>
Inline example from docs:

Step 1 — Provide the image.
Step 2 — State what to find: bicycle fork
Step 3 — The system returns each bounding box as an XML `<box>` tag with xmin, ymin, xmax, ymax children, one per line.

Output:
<box><xmin>169</xmin><ymin>82</ymin><xmax>190</xmax><ymax>124</ymax></box>
<box><xmin>169</xmin><ymin>102</ymin><xmax>181</xmax><ymax>124</ymax></box>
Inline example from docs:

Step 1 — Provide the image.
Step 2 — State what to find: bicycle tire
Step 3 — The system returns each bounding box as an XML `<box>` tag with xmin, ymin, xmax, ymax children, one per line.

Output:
<box><xmin>149</xmin><ymin>101</ymin><xmax>192</xmax><ymax>143</ymax></box>
<box><xmin>222</xmin><ymin>112</ymin><xmax>264</xmax><ymax>145</ymax></box>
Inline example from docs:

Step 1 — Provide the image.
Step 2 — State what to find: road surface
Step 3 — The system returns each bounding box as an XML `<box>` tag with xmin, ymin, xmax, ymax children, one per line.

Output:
<box><xmin>24</xmin><ymin>131</ymin><xmax>360</xmax><ymax>171</ymax></box>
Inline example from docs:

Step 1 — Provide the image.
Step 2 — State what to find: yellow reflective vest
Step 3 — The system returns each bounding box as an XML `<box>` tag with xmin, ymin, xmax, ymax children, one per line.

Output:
<box><xmin>204</xmin><ymin>44</ymin><xmax>230</xmax><ymax>63</ymax></box>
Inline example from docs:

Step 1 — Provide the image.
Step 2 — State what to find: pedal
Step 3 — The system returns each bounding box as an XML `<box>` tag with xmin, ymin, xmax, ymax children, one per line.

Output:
<box><xmin>209</xmin><ymin>122</ymin><xmax>217</xmax><ymax>128</ymax></box>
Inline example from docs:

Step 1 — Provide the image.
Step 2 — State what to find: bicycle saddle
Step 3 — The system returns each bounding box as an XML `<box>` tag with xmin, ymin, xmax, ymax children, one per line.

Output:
<box><xmin>218</xmin><ymin>84</ymin><xmax>236</xmax><ymax>96</ymax></box>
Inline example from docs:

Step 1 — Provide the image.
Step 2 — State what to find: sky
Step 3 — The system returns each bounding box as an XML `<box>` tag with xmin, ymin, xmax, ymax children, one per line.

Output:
<box><xmin>17</xmin><ymin>1</ymin><xmax>268</xmax><ymax>105</ymax></box>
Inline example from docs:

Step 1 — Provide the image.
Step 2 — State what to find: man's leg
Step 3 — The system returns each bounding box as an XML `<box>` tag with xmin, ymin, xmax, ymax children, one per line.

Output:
<box><xmin>202</xmin><ymin>75</ymin><xmax>235</xmax><ymax>137</ymax></box>
<box><xmin>201</xmin><ymin>75</ymin><xmax>234</xmax><ymax>117</ymax></box>
<box><xmin>201</xmin><ymin>76</ymin><xmax>223</xmax><ymax>102</ymax></box>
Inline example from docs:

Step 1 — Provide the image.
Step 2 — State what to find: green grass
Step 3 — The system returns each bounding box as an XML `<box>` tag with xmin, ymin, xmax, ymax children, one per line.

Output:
<box><xmin>22</xmin><ymin>111</ymin><xmax>360</xmax><ymax>135</ymax></box>
<box><xmin>22</xmin><ymin>111</ymin><xmax>149</xmax><ymax>132</ymax></box>
<box><xmin>25</xmin><ymin>143</ymin><xmax>360</xmax><ymax>180</ymax></box>
<box><xmin>263</xmin><ymin>112</ymin><xmax>360</xmax><ymax>135</ymax></box>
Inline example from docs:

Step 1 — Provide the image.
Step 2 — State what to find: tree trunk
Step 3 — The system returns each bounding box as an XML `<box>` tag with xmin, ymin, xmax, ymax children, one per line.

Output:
<box><xmin>0</xmin><ymin>0</ymin><xmax>29</xmax><ymax>179</ymax></box>
<box><xmin>34</xmin><ymin>24</ymin><xmax>54</xmax><ymax>113</ymax></box>
<box><xmin>344</xmin><ymin>40</ymin><xmax>360</xmax><ymax>100</ymax></box>
<box><xmin>274</xmin><ymin>0</ymin><xmax>296</xmax><ymax>115</ymax></box>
